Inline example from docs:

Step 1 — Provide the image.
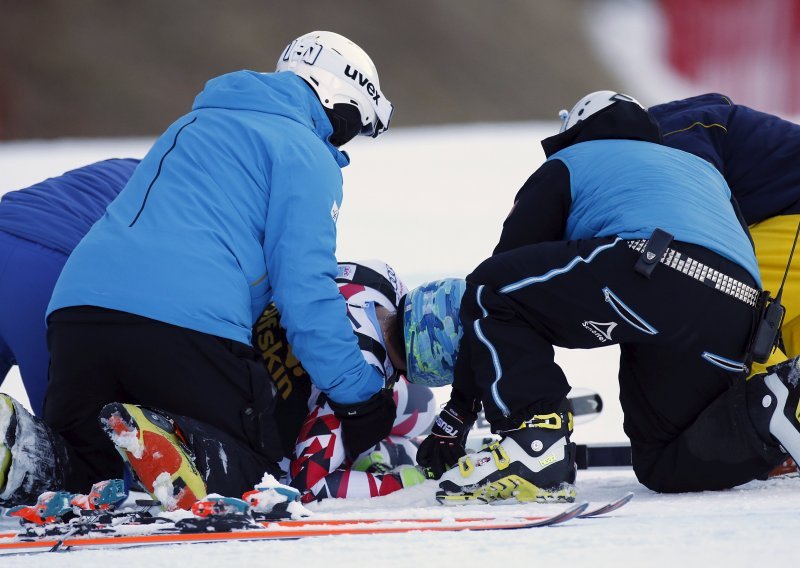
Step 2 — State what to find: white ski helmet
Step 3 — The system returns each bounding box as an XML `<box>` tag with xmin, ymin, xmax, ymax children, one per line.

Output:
<box><xmin>558</xmin><ymin>91</ymin><xmax>643</xmax><ymax>133</ymax></box>
<box><xmin>336</xmin><ymin>260</ymin><xmax>408</xmax><ymax>383</ymax></box>
<box><xmin>276</xmin><ymin>31</ymin><xmax>393</xmax><ymax>138</ymax></box>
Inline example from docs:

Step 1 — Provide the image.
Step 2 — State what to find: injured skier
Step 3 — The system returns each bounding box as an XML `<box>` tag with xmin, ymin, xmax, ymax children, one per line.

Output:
<box><xmin>253</xmin><ymin>259</ymin><xmax>446</xmax><ymax>502</ymax></box>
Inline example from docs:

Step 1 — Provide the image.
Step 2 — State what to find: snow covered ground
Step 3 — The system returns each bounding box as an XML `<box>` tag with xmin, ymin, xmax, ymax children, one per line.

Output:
<box><xmin>1</xmin><ymin>123</ymin><xmax>799</xmax><ymax>567</ymax></box>
<box><xmin>1</xmin><ymin>469</ymin><xmax>799</xmax><ymax>567</ymax></box>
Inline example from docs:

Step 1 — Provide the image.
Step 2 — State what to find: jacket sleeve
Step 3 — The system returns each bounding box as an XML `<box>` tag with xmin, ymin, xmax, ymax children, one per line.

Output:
<box><xmin>263</xmin><ymin>141</ymin><xmax>384</xmax><ymax>405</ymax></box>
<box><xmin>493</xmin><ymin>160</ymin><xmax>572</xmax><ymax>254</ymax></box>
<box><xmin>723</xmin><ymin>104</ymin><xmax>800</xmax><ymax>224</ymax></box>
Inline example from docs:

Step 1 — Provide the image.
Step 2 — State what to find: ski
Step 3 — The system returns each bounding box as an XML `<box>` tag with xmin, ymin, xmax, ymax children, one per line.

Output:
<box><xmin>575</xmin><ymin>443</ymin><xmax>632</xmax><ymax>469</ymax></box>
<box><xmin>577</xmin><ymin>491</ymin><xmax>634</xmax><ymax>518</ymax></box>
<box><xmin>0</xmin><ymin>503</ymin><xmax>590</xmax><ymax>554</ymax></box>
<box><xmin>565</xmin><ymin>389</ymin><xmax>604</xmax><ymax>418</ymax></box>
<box><xmin>0</xmin><ymin>490</ymin><xmax>635</xmax><ymax>540</ymax></box>
<box><xmin>0</xmin><ymin>493</ymin><xmax>635</xmax><ymax>554</ymax></box>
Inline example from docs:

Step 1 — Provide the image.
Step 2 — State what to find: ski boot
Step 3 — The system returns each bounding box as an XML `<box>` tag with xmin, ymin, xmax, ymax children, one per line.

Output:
<box><xmin>99</xmin><ymin>403</ymin><xmax>206</xmax><ymax>511</ymax></box>
<box><xmin>436</xmin><ymin>411</ymin><xmax>577</xmax><ymax>505</ymax></box>
<box><xmin>350</xmin><ymin>437</ymin><xmax>427</xmax><ymax>492</ymax></box>
<box><xmin>0</xmin><ymin>394</ymin><xmax>69</xmax><ymax>506</ymax></box>
<box><xmin>748</xmin><ymin>356</ymin><xmax>800</xmax><ymax>465</ymax></box>
<box><xmin>356</xmin><ymin>436</ymin><xmax>421</xmax><ymax>470</ymax></box>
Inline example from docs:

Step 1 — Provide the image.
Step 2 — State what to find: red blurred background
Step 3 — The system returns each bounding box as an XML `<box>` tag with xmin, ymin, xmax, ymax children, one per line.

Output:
<box><xmin>661</xmin><ymin>0</ymin><xmax>800</xmax><ymax>114</ymax></box>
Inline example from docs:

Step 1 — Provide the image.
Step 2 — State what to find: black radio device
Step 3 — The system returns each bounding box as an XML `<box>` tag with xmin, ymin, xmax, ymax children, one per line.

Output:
<box><xmin>749</xmin><ymin>222</ymin><xmax>800</xmax><ymax>364</ymax></box>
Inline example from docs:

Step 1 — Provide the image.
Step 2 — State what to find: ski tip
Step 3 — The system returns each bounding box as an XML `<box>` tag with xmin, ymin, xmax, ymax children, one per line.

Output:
<box><xmin>538</xmin><ymin>501</ymin><xmax>589</xmax><ymax>527</ymax></box>
<box><xmin>577</xmin><ymin>491</ymin><xmax>635</xmax><ymax>519</ymax></box>
<box><xmin>567</xmin><ymin>501</ymin><xmax>591</xmax><ymax>517</ymax></box>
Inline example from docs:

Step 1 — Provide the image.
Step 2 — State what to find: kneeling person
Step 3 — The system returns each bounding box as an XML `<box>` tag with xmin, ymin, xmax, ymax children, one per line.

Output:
<box><xmin>418</xmin><ymin>92</ymin><xmax>800</xmax><ymax>504</ymax></box>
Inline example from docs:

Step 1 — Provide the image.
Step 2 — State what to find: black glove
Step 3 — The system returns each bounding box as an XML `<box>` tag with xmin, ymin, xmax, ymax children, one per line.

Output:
<box><xmin>416</xmin><ymin>398</ymin><xmax>479</xmax><ymax>479</ymax></box>
<box><xmin>327</xmin><ymin>389</ymin><xmax>397</xmax><ymax>461</ymax></box>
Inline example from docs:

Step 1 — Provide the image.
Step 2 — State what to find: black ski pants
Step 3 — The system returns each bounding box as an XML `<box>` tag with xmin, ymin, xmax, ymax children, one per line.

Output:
<box><xmin>44</xmin><ymin>306</ymin><xmax>283</xmax><ymax>495</ymax></box>
<box><xmin>454</xmin><ymin>237</ymin><xmax>785</xmax><ymax>492</ymax></box>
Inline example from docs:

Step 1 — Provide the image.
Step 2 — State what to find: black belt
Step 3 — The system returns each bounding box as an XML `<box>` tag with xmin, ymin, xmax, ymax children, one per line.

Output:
<box><xmin>627</xmin><ymin>239</ymin><xmax>759</xmax><ymax>308</ymax></box>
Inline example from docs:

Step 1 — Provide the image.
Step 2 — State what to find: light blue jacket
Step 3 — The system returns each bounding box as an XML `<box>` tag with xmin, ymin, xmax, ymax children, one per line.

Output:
<box><xmin>550</xmin><ymin>139</ymin><xmax>761</xmax><ymax>285</ymax></box>
<box><xmin>48</xmin><ymin>71</ymin><xmax>383</xmax><ymax>404</ymax></box>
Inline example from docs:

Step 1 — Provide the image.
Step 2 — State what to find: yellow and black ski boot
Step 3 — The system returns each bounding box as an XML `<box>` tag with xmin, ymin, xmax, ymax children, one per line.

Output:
<box><xmin>436</xmin><ymin>411</ymin><xmax>576</xmax><ymax>505</ymax></box>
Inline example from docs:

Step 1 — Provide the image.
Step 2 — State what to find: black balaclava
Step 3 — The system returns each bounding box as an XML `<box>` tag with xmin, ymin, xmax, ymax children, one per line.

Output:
<box><xmin>324</xmin><ymin>103</ymin><xmax>363</xmax><ymax>147</ymax></box>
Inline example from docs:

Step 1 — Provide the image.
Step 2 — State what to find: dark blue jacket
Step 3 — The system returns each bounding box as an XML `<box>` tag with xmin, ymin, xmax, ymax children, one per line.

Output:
<box><xmin>0</xmin><ymin>159</ymin><xmax>139</xmax><ymax>255</ymax></box>
<box><xmin>650</xmin><ymin>93</ymin><xmax>800</xmax><ymax>225</ymax></box>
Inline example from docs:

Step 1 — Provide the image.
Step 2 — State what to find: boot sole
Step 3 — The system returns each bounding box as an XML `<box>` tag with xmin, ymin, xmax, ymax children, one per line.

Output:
<box><xmin>437</xmin><ymin>475</ymin><xmax>576</xmax><ymax>505</ymax></box>
<box><xmin>99</xmin><ymin>403</ymin><xmax>206</xmax><ymax>510</ymax></box>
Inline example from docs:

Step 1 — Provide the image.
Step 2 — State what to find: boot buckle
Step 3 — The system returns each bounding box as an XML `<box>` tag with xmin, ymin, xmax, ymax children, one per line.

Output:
<box><xmin>488</xmin><ymin>441</ymin><xmax>511</xmax><ymax>470</ymax></box>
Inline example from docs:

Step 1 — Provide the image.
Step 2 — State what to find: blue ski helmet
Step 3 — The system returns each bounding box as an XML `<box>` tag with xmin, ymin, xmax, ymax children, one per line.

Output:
<box><xmin>403</xmin><ymin>278</ymin><xmax>466</xmax><ymax>387</ymax></box>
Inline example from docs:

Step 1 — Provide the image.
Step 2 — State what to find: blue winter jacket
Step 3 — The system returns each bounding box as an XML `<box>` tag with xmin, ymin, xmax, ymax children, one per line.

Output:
<box><xmin>0</xmin><ymin>159</ymin><xmax>139</xmax><ymax>255</ymax></box>
<box><xmin>552</xmin><ymin>140</ymin><xmax>761</xmax><ymax>285</ymax></box>
<box><xmin>650</xmin><ymin>93</ymin><xmax>800</xmax><ymax>225</ymax></box>
<box><xmin>48</xmin><ymin>71</ymin><xmax>384</xmax><ymax>405</ymax></box>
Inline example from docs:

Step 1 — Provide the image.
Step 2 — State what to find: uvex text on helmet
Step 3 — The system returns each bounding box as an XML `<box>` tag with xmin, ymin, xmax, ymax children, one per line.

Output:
<box><xmin>276</xmin><ymin>31</ymin><xmax>393</xmax><ymax>138</ymax></box>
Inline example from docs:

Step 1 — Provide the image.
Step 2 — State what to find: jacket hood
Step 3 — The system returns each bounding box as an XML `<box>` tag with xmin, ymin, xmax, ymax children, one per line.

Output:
<box><xmin>541</xmin><ymin>101</ymin><xmax>663</xmax><ymax>157</ymax></box>
<box><xmin>192</xmin><ymin>70</ymin><xmax>349</xmax><ymax>167</ymax></box>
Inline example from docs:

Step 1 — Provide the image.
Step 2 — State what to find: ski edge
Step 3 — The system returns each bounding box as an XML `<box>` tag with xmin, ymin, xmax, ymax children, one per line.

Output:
<box><xmin>0</xmin><ymin>504</ymin><xmax>591</xmax><ymax>553</ymax></box>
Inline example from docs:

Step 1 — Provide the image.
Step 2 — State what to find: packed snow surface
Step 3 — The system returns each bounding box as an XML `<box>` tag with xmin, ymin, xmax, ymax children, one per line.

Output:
<box><xmin>0</xmin><ymin>470</ymin><xmax>797</xmax><ymax>567</ymax></box>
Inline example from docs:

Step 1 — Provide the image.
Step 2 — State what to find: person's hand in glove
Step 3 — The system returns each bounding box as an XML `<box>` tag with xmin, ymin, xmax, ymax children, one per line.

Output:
<box><xmin>416</xmin><ymin>396</ymin><xmax>480</xmax><ymax>479</ymax></box>
<box><xmin>327</xmin><ymin>389</ymin><xmax>397</xmax><ymax>461</ymax></box>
